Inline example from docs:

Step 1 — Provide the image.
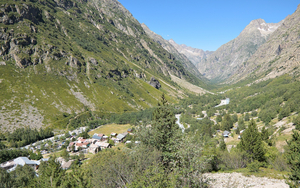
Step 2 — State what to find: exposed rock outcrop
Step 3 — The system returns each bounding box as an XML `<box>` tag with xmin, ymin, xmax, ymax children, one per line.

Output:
<box><xmin>149</xmin><ymin>77</ymin><xmax>161</xmax><ymax>89</ymax></box>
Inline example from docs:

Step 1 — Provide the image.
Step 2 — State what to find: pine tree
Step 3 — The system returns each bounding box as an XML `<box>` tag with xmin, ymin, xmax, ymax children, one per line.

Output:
<box><xmin>219</xmin><ymin>139</ymin><xmax>227</xmax><ymax>151</ymax></box>
<box><xmin>221</xmin><ymin>114</ymin><xmax>233</xmax><ymax>131</ymax></box>
<box><xmin>34</xmin><ymin>157</ymin><xmax>64</xmax><ymax>187</ymax></box>
<box><xmin>244</xmin><ymin>113</ymin><xmax>250</xmax><ymax>121</ymax></box>
<box><xmin>261</xmin><ymin>126</ymin><xmax>269</xmax><ymax>141</ymax></box>
<box><xmin>216</xmin><ymin>115</ymin><xmax>222</xmax><ymax>123</ymax></box>
<box><xmin>151</xmin><ymin>94</ymin><xmax>180</xmax><ymax>153</ymax></box>
<box><xmin>286</xmin><ymin>131</ymin><xmax>300</xmax><ymax>187</ymax></box>
<box><xmin>238</xmin><ymin>119</ymin><xmax>265</xmax><ymax>162</ymax></box>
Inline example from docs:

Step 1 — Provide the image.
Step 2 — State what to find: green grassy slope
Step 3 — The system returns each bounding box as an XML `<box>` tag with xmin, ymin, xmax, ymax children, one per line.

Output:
<box><xmin>0</xmin><ymin>0</ymin><xmax>207</xmax><ymax>131</ymax></box>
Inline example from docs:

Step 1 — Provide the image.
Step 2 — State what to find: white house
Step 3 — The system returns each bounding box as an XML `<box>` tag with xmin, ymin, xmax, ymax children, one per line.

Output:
<box><xmin>0</xmin><ymin>157</ymin><xmax>39</xmax><ymax>172</ymax></box>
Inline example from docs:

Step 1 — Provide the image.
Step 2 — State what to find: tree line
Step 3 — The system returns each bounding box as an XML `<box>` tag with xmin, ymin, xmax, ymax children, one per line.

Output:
<box><xmin>6</xmin><ymin>127</ymin><xmax>54</xmax><ymax>148</ymax></box>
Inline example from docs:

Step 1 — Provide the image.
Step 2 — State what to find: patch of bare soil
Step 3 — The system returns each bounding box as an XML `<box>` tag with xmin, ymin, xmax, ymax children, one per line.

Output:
<box><xmin>170</xmin><ymin>74</ymin><xmax>211</xmax><ymax>94</ymax></box>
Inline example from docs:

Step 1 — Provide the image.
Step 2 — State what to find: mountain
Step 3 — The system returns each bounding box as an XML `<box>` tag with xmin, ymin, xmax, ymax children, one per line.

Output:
<box><xmin>168</xmin><ymin>39</ymin><xmax>213</xmax><ymax>66</ymax></box>
<box><xmin>226</xmin><ymin>5</ymin><xmax>300</xmax><ymax>84</ymax></box>
<box><xmin>141</xmin><ymin>23</ymin><xmax>204</xmax><ymax>80</ymax></box>
<box><xmin>197</xmin><ymin>19</ymin><xmax>282</xmax><ymax>82</ymax></box>
<box><xmin>0</xmin><ymin>0</ymin><xmax>206</xmax><ymax>131</ymax></box>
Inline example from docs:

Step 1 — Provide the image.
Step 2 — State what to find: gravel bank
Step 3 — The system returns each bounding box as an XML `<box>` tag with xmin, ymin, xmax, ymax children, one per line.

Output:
<box><xmin>204</xmin><ymin>172</ymin><xmax>288</xmax><ymax>188</ymax></box>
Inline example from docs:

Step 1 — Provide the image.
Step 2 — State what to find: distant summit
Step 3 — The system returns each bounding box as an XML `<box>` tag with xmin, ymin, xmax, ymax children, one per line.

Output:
<box><xmin>196</xmin><ymin>18</ymin><xmax>282</xmax><ymax>82</ymax></box>
<box><xmin>227</xmin><ymin>4</ymin><xmax>300</xmax><ymax>84</ymax></box>
<box><xmin>168</xmin><ymin>39</ymin><xmax>214</xmax><ymax>66</ymax></box>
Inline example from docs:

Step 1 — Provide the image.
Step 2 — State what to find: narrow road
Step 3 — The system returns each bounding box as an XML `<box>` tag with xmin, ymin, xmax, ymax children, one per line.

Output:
<box><xmin>202</xmin><ymin>111</ymin><xmax>217</xmax><ymax>125</ymax></box>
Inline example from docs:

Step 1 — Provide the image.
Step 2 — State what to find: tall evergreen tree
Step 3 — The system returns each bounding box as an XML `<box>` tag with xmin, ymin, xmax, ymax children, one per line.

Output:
<box><xmin>10</xmin><ymin>165</ymin><xmax>36</xmax><ymax>187</ymax></box>
<box><xmin>0</xmin><ymin>167</ymin><xmax>13</xmax><ymax>188</ymax></box>
<box><xmin>260</xmin><ymin>126</ymin><xmax>272</xmax><ymax>146</ymax></box>
<box><xmin>219</xmin><ymin>139</ymin><xmax>227</xmax><ymax>151</ymax></box>
<box><xmin>244</xmin><ymin>113</ymin><xmax>250</xmax><ymax>121</ymax></box>
<box><xmin>216</xmin><ymin>115</ymin><xmax>222</xmax><ymax>123</ymax></box>
<box><xmin>238</xmin><ymin>119</ymin><xmax>265</xmax><ymax>162</ymax></box>
<box><xmin>231</xmin><ymin>114</ymin><xmax>238</xmax><ymax>123</ymax></box>
<box><xmin>33</xmin><ymin>158</ymin><xmax>64</xmax><ymax>187</ymax></box>
<box><xmin>221</xmin><ymin>114</ymin><xmax>233</xmax><ymax>131</ymax></box>
<box><xmin>151</xmin><ymin>94</ymin><xmax>180</xmax><ymax>153</ymax></box>
<box><xmin>286</xmin><ymin>131</ymin><xmax>300</xmax><ymax>188</ymax></box>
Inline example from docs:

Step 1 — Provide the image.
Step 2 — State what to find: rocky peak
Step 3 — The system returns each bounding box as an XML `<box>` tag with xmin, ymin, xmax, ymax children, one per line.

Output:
<box><xmin>241</xmin><ymin>19</ymin><xmax>282</xmax><ymax>38</ymax></box>
<box><xmin>226</xmin><ymin>4</ymin><xmax>300</xmax><ymax>84</ymax></box>
<box><xmin>168</xmin><ymin>39</ymin><xmax>213</xmax><ymax>66</ymax></box>
<box><xmin>195</xmin><ymin>18</ymin><xmax>282</xmax><ymax>82</ymax></box>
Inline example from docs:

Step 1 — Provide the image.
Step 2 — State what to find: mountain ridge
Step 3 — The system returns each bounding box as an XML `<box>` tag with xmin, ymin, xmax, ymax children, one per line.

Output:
<box><xmin>0</xmin><ymin>0</ymin><xmax>207</xmax><ymax>131</ymax></box>
<box><xmin>226</xmin><ymin>4</ymin><xmax>300</xmax><ymax>84</ymax></box>
<box><xmin>196</xmin><ymin>18</ymin><xmax>282</xmax><ymax>82</ymax></box>
<box><xmin>168</xmin><ymin>39</ymin><xmax>214</xmax><ymax>66</ymax></box>
<box><xmin>140</xmin><ymin>23</ymin><xmax>206</xmax><ymax>81</ymax></box>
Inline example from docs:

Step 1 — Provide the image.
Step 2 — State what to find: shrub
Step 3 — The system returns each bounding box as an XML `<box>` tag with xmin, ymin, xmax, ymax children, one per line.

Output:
<box><xmin>220</xmin><ymin>149</ymin><xmax>247</xmax><ymax>170</ymax></box>
<box><xmin>247</xmin><ymin>160</ymin><xmax>261</xmax><ymax>172</ymax></box>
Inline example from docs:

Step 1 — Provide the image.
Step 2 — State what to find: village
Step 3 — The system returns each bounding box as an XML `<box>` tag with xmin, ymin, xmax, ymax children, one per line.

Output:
<box><xmin>0</xmin><ymin>124</ymin><xmax>137</xmax><ymax>172</ymax></box>
<box><xmin>1</xmin><ymin>98</ymin><xmax>239</xmax><ymax>173</ymax></box>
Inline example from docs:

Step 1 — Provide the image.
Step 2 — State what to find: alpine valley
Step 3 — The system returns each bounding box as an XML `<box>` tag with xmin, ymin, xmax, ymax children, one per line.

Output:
<box><xmin>1</xmin><ymin>0</ymin><xmax>300</xmax><ymax>188</ymax></box>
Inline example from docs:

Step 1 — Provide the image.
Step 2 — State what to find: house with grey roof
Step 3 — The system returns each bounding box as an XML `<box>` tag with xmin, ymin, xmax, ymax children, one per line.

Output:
<box><xmin>92</xmin><ymin>134</ymin><xmax>102</xmax><ymax>140</ymax></box>
<box><xmin>1</xmin><ymin>157</ymin><xmax>39</xmax><ymax>172</ymax></box>
<box><xmin>223</xmin><ymin>131</ymin><xmax>230</xmax><ymax>138</ymax></box>
<box><xmin>116</xmin><ymin>133</ymin><xmax>126</xmax><ymax>143</ymax></box>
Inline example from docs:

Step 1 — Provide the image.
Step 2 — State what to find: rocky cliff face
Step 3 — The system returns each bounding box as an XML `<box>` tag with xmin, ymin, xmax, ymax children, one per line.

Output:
<box><xmin>197</xmin><ymin>19</ymin><xmax>282</xmax><ymax>82</ymax></box>
<box><xmin>168</xmin><ymin>39</ymin><xmax>213</xmax><ymax>66</ymax></box>
<box><xmin>226</xmin><ymin>5</ymin><xmax>300</xmax><ymax>84</ymax></box>
<box><xmin>141</xmin><ymin>23</ymin><xmax>204</xmax><ymax>80</ymax></box>
<box><xmin>0</xmin><ymin>0</ymin><xmax>205</xmax><ymax>131</ymax></box>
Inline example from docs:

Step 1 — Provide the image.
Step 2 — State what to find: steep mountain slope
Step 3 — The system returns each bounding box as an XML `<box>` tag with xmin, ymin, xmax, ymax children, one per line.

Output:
<box><xmin>226</xmin><ymin>4</ymin><xmax>300</xmax><ymax>84</ymax></box>
<box><xmin>0</xmin><ymin>0</ymin><xmax>205</xmax><ymax>131</ymax></box>
<box><xmin>197</xmin><ymin>19</ymin><xmax>282</xmax><ymax>82</ymax></box>
<box><xmin>168</xmin><ymin>39</ymin><xmax>213</xmax><ymax>66</ymax></box>
<box><xmin>141</xmin><ymin>23</ymin><xmax>204</xmax><ymax>80</ymax></box>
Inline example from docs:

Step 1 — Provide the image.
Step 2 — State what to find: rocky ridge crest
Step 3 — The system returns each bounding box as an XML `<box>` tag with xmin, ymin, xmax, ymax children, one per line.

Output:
<box><xmin>197</xmin><ymin>19</ymin><xmax>282</xmax><ymax>82</ymax></box>
<box><xmin>168</xmin><ymin>39</ymin><xmax>213</xmax><ymax>66</ymax></box>
<box><xmin>227</xmin><ymin>5</ymin><xmax>300</xmax><ymax>84</ymax></box>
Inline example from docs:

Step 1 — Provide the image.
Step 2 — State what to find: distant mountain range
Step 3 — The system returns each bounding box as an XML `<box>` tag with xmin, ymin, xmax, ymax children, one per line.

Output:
<box><xmin>169</xmin><ymin>19</ymin><xmax>283</xmax><ymax>82</ymax></box>
<box><xmin>197</xmin><ymin>19</ymin><xmax>282</xmax><ymax>82</ymax></box>
<box><xmin>167</xmin><ymin>39</ymin><xmax>214</xmax><ymax>66</ymax></box>
<box><xmin>170</xmin><ymin>4</ymin><xmax>300</xmax><ymax>85</ymax></box>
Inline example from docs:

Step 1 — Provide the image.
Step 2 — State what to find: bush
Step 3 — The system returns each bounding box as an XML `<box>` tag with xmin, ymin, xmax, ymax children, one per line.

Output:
<box><xmin>293</xmin><ymin>115</ymin><xmax>300</xmax><ymax>130</ymax></box>
<box><xmin>247</xmin><ymin>160</ymin><xmax>261</xmax><ymax>172</ymax></box>
<box><xmin>269</xmin><ymin>154</ymin><xmax>289</xmax><ymax>172</ymax></box>
<box><xmin>251</xmin><ymin>110</ymin><xmax>258</xmax><ymax>117</ymax></box>
<box><xmin>220</xmin><ymin>149</ymin><xmax>247</xmax><ymax>170</ymax></box>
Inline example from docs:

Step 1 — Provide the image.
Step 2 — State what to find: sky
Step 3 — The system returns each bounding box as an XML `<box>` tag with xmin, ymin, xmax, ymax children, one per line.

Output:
<box><xmin>118</xmin><ymin>0</ymin><xmax>299</xmax><ymax>51</ymax></box>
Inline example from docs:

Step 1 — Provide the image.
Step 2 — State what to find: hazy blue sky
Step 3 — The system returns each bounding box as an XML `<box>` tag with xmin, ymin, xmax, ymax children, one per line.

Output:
<box><xmin>118</xmin><ymin>0</ymin><xmax>299</xmax><ymax>51</ymax></box>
